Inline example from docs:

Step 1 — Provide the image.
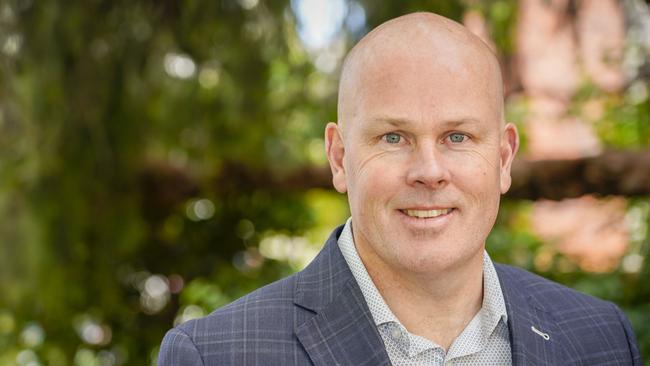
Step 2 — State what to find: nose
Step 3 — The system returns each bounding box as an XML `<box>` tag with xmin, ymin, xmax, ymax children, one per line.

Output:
<box><xmin>405</xmin><ymin>142</ymin><xmax>450</xmax><ymax>189</ymax></box>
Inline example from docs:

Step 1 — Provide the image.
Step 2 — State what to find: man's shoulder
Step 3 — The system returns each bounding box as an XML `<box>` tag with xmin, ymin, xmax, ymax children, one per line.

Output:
<box><xmin>158</xmin><ymin>228</ymin><xmax>348</xmax><ymax>365</ymax></box>
<box><xmin>495</xmin><ymin>263</ymin><xmax>641</xmax><ymax>364</ymax></box>
<box><xmin>158</xmin><ymin>273</ymin><xmax>313</xmax><ymax>365</ymax></box>
<box><xmin>495</xmin><ymin>263</ymin><xmax>617</xmax><ymax>315</ymax></box>
<box><xmin>176</xmin><ymin>272</ymin><xmax>301</xmax><ymax>338</ymax></box>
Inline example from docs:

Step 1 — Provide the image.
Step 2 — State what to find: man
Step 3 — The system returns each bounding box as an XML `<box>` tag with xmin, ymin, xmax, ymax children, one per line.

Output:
<box><xmin>159</xmin><ymin>12</ymin><xmax>641</xmax><ymax>365</ymax></box>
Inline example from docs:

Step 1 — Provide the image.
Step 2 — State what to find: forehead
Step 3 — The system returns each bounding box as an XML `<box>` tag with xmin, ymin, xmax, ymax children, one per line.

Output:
<box><xmin>338</xmin><ymin>16</ymin><xmax>503</xmax><ymax>133</ymax></box>
<box><xmin>354</xmin><ymin>49</ymin><xmax>502</xmax><ymax>131</ymax></box>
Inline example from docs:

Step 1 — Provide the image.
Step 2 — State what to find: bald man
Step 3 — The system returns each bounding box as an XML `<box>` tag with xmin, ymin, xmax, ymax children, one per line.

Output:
<box><xmin>159</xmin><ymin>13</ymin><xmax>641</xmax><ymax>366</ymax></box>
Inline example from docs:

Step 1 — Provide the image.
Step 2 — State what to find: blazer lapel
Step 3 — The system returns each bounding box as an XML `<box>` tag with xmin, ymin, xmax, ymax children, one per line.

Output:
<box><xmin>293</xmin><ymin>227</ymin><xmax>391</xmax><ymax>366</ymax></box>
<box><xmin>496</xmin><ymin>265</ymin><xmax>569</xmax><ymax>366</ymax></box>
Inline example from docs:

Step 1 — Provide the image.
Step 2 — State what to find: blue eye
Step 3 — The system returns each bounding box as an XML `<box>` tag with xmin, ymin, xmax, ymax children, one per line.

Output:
<box><xmin>449</xmin><ymin>133</ymin><xmax>466</xmax><ymax>143</ymax></box>
<box><xmin>384</xmin><ymin>133</ymin><xmax>401</xmax><ymax>144</ymax></box>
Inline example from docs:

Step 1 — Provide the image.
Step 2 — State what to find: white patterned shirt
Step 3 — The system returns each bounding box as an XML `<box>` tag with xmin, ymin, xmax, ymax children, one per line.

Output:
<box><xmin>337</xmin><ymin>218</ymin><xmax>512</xmax><ymax>365</ymax></box>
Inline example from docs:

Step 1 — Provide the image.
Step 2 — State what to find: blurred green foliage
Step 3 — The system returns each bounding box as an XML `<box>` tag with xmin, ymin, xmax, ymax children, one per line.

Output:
<box><xmin>0</xmin><ymin>0</ymin><xmax>648</xmax><ymax>365</ymax></box>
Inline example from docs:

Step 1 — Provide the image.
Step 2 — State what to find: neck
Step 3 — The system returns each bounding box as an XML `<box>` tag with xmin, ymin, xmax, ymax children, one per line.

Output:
<box><xmin>362</xmin><ymin>250</ymin><xmax>484</xmax><ymax>351</ymax></box>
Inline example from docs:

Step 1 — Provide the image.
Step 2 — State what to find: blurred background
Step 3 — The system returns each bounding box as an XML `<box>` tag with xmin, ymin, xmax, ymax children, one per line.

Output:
<box><xmin>0</xmin><ymin>0</ymin><xmax>649</xmax><ymax>364</ymax></box>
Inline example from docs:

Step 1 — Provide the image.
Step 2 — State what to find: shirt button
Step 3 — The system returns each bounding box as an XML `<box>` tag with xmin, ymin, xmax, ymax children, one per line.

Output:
<box><xmin>390</xmin><ymin>327</ymin><xmax>402</xmax><ymax>340</ymax></box>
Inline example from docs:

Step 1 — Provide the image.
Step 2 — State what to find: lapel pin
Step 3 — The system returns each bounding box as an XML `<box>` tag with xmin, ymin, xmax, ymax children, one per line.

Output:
<box><xmin>531</xmin><ymin>325</ymin><xmax>550</xmax><ymax>341</ymax></box>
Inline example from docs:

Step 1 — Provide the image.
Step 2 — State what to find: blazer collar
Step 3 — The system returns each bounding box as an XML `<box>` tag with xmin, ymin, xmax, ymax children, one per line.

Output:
<box><xmin>496</xmin><ymin>264</ymin><xmax>570</xmax><ymax>366</ymax></box>
<box><xmin>293</xmin><ymin>227</ymin><xmax>570</xmax><ymax>366</ymax></box>
<box><xmin>294</xmin><ymin>226</ymin><xmax>391</xmax><ymax>366</ymax></box>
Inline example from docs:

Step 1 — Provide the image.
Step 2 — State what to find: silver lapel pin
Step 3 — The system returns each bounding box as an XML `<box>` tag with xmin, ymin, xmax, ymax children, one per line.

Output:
<box><xmin>531</xmin><ymin>325</ymin><xmax>550</xmax><ymax>340</ymax></box>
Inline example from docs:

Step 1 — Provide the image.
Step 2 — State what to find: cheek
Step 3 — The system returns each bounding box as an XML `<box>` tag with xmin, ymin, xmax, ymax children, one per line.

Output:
<box><xmin>446</xmin><ymin>150</ymin><xmax>490</xmax><ymax>177</ymax></box>
<box><xmin>346</xmin><ymin>149</ymin><xmax>402</xmax><ymax>213</ymax></box>
<box><xmin>356</xmin><ymin>148</ymin><xmax>394</xmax><ymax>174</ymax></box>
<box><xmin>446</xmin><ymin>150</ymin><xmax>502</xmax><ymax>197</ymax></box>
<box><xmin>347</xmin><ymin>148</ymin><xmax>398</xmax><ymax>189</ymax></box>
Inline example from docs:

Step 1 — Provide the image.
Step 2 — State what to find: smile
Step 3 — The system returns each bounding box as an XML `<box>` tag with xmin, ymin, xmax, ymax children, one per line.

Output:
<box><xmin>401</xmin><ymin>208</ymin><xmax>453</xmax><ymax>219</ymax></box>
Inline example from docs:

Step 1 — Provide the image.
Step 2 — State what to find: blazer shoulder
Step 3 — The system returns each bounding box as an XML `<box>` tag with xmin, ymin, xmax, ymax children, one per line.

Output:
<box><xmin>158</xmin><ymin>227</ymin><xmax>348</xmax><ymax>365</ymax></box>
<box><xmin>495</xmin><ymin>263</ymin><xmax>615</xmax><ymax>314</ymax></box>
<box><xmin>161</xmin><ymin>272</ymin><xmax>316</xmax><ymax>365</ymax></box>
<box><xmin>495</xmin><ymin>263</ymin><xmax>642</xmax><ymax>365</ymax></box>
<box><xmin>158</xmin><ymin>327</ymin><xmax>205</xmax><ymax>366</ymax></box>
<box><xmin>175</xmin><ymin>272</ymin><xmax>301</xmax><ymax>339</ymax></box>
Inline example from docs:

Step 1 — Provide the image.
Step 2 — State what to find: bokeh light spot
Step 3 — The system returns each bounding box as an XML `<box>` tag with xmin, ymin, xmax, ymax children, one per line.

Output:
<box><xmin>199</xmin><ymin>67</ymin><xmax>220</xmax><ymax>89</ymax></box>
<box><xmin>174</xmin><ymin>305</ymin><xmax>206</xmax><ymax>326</ymax></box>
<box><xmin>16</xmin><ymin>349</ymin><xmax>39</xmax><ymax>366</ymax></box>
<box><xmin>164</xmin><ymin>53</ymin><xmax>196</xmax><ymax>79</ymax></box>
<box><xmin>622</xmin><ymin>253</ymin><xmax>644</xmax><ymax>273</ymax></box>
<box><xmin>2</xmin><ymin>34</ymin><xmax>22</xmax><ymax>56</ymax></box>
<box><xmin>291</xmin><ymin>0</ymin><xmax>347</xmax><ymax>50</ymax></box>
<box><xmin>74</xmin><ymin>315</ymin><xmax>112</xmax><ymax>346</ymax></box>
<box><xmin>186</xmin><ymin>198</ymin><xmax>216</xmax><ymax>221</ymax></box>
<box><xmin>238</xmin><ymin>0</ymin><xmax>259</xmax><ymax>10</ymax></box>
<box><xmin>140</xmin><ymin>275</ymin><xmax>171</xmax><ymax>314</ymax></box>
<box><xmin>20</xmin><ymin>322</ymin><xmax>45</xmax><ymax>348</ymax></box>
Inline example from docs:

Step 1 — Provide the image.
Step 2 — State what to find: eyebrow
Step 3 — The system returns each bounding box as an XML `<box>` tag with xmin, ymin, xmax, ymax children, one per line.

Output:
<box><xmin>370</xmin><ymin>116</ymin><xmax>482</xmax><ymax>128</ymax></box>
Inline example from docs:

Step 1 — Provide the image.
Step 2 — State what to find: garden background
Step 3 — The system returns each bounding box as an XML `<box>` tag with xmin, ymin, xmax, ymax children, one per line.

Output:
<box><xmin>1</xmin><ymin>0</ymin><xmax>649</xmax><ymax>364</ymax></box>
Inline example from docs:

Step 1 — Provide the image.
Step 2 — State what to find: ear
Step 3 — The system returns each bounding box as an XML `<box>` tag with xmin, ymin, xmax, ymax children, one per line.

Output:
<box><xmin>499</xmin><ymin>123</ymin><xmax>519</xmax><ymax>194</ymax></box>
<box><xmin>325</xmin><ymin>122</ymin><xmax>348</xmax><ymax>193</ymax></box>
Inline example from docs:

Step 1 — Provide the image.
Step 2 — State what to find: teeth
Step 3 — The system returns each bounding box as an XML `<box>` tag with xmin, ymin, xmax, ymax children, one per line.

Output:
<box><xmin>404</xmin><ymin>208</ymin><xmax>451</xmax><ymax>218</ymax></box>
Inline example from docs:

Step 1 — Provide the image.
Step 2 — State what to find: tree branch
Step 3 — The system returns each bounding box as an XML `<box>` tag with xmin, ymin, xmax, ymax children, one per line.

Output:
<box><xmin>507</xmin><ymin>150</ymin><xmax>650</xmax><ymax>200</ymax></box>
<box><xmin>139</xmin><ymin>149</ymin><xmax>650</xmax><ymax>214</ymax></box>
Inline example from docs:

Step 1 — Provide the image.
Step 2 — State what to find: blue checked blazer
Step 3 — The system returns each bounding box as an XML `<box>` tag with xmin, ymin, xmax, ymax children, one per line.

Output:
<box><xmin>159</xmin><ymin>225</ymin><xmax>642</xmax><ymax>365</ymax></box>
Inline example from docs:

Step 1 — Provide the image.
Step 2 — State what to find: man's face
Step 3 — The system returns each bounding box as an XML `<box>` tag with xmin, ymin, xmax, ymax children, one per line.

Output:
<box><xmin>327</xmin><ymin>41</ymin><xmax>518</xmax><ymax>275</ymax></box>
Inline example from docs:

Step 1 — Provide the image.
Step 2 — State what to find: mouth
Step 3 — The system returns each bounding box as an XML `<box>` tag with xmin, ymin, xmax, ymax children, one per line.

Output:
<box><xmin>399</xmin><ymin>208</ymin><xmax>454</xmax><ymax>219</ymax></box>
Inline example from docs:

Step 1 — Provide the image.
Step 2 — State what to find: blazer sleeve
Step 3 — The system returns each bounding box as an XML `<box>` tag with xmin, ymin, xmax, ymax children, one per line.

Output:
<box><xmin>158</xmin><ymin>327</ymin><xmax>206</xmax><ymax>366</ymax></box>
<box><xmin>612</xmin><ymin>303</ymin><xmax>643</xmax><ymax>365</ymax></box>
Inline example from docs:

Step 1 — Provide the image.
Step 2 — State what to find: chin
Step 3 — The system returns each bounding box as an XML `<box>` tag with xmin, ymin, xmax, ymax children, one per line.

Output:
<box><xmin>397</xmin><ymin>244</ymin><xmax>482</xmax><ymax>274</ymax></box>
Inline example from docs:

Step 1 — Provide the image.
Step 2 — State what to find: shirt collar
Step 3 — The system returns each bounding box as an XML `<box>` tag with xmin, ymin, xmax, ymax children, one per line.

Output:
<box><xmin>337</xmin><ymin>218</ymin><xmax>398</xmax><ymax>326</ymax></box>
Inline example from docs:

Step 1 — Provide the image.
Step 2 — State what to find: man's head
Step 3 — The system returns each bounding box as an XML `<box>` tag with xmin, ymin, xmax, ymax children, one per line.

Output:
<box><xmin>325</xmin><ymin>12</ymin><xmax>518</xmax><ymax>275</ymax></box>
